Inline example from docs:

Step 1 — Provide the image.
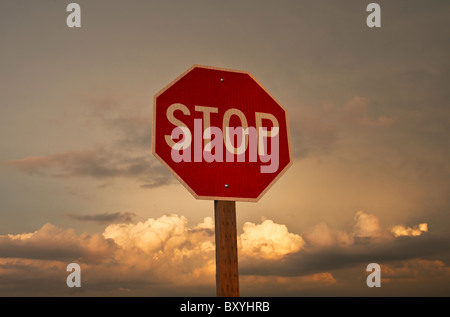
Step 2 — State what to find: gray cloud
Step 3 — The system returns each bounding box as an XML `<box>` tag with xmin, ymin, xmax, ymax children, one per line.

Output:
<box><xmin>0</xmin><ymin>223</ymin><xmax>118</xmax><ymax>263</ymax></box>
<box><xmin>107</xmin><ymin>115</ymin><xmax>152</xmax><ymax>150</ymax></box>
<box><xmin>2</xmin><ymin>90</ymin><xmax>174</xmax><ymax>189</ymax></box>
<box><xmin>67</xmin><ymin>212</ymin><xmax>136</xmax><ymax>224</ymax></box>
<box><xmin>3</xmin><ymin>147</ymin><xmax>174</xmax><ymax>188</ymax></box>
<box><xmin>0</xmin><ymin>214</ymin><xmax>449</xmax><ymax>296</ymax></box>
<box><xmin>290</xmin><ymin>113</ymin><xmax>338</xmax><ymax>160</ymax></box>
<box><xmin>80</xmin><ymin>91</ymin><xmax>152</xmax><ymax>150</ymax></box>
<box><xmin>0</xmin><ymin>215</ymin><xmax>217</xmax><ymax>296</ymax></box>
<box><xmin>289</xmin><ymin>94</ymin><xmax>397</xmax><ymax>160</ymax></box>
<box><xmin>240</xmin><ymin>233</ymin><xmax>450</xmax><ymax>277</ymax></box>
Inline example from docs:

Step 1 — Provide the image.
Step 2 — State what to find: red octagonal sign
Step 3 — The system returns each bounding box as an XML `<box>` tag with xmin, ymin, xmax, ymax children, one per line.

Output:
<box><xmin>152</xmin><ymin>65</ymin><xmax>292</xmax><ymax>202</ymax></box>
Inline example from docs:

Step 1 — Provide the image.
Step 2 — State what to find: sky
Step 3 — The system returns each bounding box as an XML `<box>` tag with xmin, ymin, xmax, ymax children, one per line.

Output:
<box><xmin>0</xmin><ymin>0</ymin><xmax>449</xmax><ymax>296</ymax></box>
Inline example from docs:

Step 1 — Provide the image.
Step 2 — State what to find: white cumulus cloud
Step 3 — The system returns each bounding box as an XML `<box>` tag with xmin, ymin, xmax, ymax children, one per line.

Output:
<box><xmin>239</xmin><ymin>219</ymin><xmax>305</xmax><ymax>260</ymax></box>
<box><xmin>352</xmin><ymin>210</ymin><xmax>391</xmax><ymax>242</ymax></box>
<box><xmin>304</xmin><ymin>222</ymin><xmax>353</xmax><ymax>248</ymax></box>
<box><xmin>391</xmin><ymin>223</ymin><xmax>428</xmax><ymax>237</ymax></box>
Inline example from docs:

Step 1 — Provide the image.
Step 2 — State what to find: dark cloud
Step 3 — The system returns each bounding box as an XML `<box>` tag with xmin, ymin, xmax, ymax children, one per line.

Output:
<box><xmin>67</xmin><ymin>212</ymin><xmax>136</xmax><ymax>224</ymax></box>
<box><xmin>0</xmin><ymin>223</ymin><xmax>118</xmax><ymax>263</ymax></box>
<box><xmin>107</xmin><ymin>115</ymin><xmax>152</xmax><ymax>150</ymax></box>
<box><xmin>80</xmin><ymin>92</ymin><xmax>123</xmax><ymax>118</ymax></box>
<box><xmin>2</xmin><ymin>90</ymin><xmax>174</xmax><ymax>188</ymax></box>
<box><xmin>240</xmin><ymin>233</ymin><xmax>450</xmax><ymax>277</ymax></box>
<box><xmin>1</xmin><ymin>215</ymin><xmax>449</xmax><ymax>296</ymax></box>
<box><xmin>4</xmin><ymin>148</ymin><xmax>146</xmax><ymax>178</ymax></box>
<box><xmin>0</xmin><ymin>216</ymin><xmax>217</xmax><ymax>296</ymax></box>
<box><xmin>3</xmin><ymin>148</ymin><xmax>174</xmax><ymax>188</ymax></box>
<box><xmin>80</xmin><ymin>91</ymin><xmax>152</xmax><ymax>150</ymax></box>
<box><xmin>289</xmin><ymin>95</ymin><xmax>396</xmax><ymax>160</ymax></box>
<box><xmin>290</xmin><ymin>113</ymin><xmax>338</xmax><ymax>159</ymax></box>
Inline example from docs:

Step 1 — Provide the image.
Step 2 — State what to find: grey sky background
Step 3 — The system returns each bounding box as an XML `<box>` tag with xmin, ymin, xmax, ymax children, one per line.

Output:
<box><xmin>0</xmin><ymin>0</ymin><xmax>449</xmax><ymax>296</ymax></box>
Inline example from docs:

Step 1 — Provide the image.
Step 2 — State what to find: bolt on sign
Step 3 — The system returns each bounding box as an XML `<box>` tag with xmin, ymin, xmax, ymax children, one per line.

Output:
<box><xmin>152</xmin><ymin>65</ymin><xmax>293</xmax><ymax>202</ymax></box>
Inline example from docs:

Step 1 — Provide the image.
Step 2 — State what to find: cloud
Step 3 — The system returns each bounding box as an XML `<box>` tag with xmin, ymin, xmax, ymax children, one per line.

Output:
<box><xmin>3</xmin><ymin>147</ymin><xmax>174</xmax><ymax>187</ymax></box>
<box><xmin>0</xmin><ymin>215</ymin><xmax>304</xmax><ymax>295</ymax></box>
<box><xmin>304</xmin><ymin>211</ymin><xmax>392</xmax><ymax>248</ymax></box>
<box><xmin>289</xmin><ymin>96</ymin><xmax>393</xmax><ymax>160</ymax></box>
<box><xmin>381</xmin><ymin>258</ymin><xmax>450</xmax><ymax>283</ymax></box>
<box><xmin>67</xmin><ymin>212</ymin><xmax>136</xmax><ymax>224</ymax></box>
<box><xmin>103</xmin><ymin>214</ymin><xmax>211</xmax><ymax>254</ymax></box>
<box><xmin>80</xmin><ymin>92</ymin><xmax>124</xmax><ymax>116</ymax></box>
<box><xmin>0</xmin><ymin>223</ymin><xmax>117</xmax><ymax>263</ymax></box>
<box><xmin>101</xmin><ymin>215</ymin><xmax>216</xmax><ymax>285</ymax></box>
<box><xmin>4</xmin><ymin>148</ymin><xmax>147</xmax><ymax>178</ymax></box>
<box><xmin>352</xmin><ymin>210</ymin><xmax>391</xmax><ymax>242</ymax></box>
<box><xmin>240</xmin><ymin>272</ymin><xmax>337</xmax><ymax>296</ymax></box>
<box><xmin>341</xmin><ymin>96</ymin><xmax>394</xmax><ymax>127</ymax></box>
<box><xmin>391</xmin><ymin>223</ymin><xmax>428</xmax><ymax>237</ymax></box>
<box><xmin>289</xmin><ymin>106</ymin><xmax>338</xmax><ymax>159</ymax></box>
<box><xmin>240</xmin><ymin>232</ymin><xmax>450</xmax><ymax>278</ymax></box>
<box><xmin>3</xmin><ymin>91</ymin><xmax>171</xmax><ymax>189</ymax></box>
<box><xmin>0</xmin><ymin>215</ymin><xmax>217</xmax><ymax>295</ymax></box>
<box><xmin>0</xmin><ymin>212</ymin><xmax>448</xmax><ymax>296</ymax></box>
<box><xmin>80</xmin><ymin>91</ymin><xmax>152</xmax><ymax>150</ymax></box>
<box><xmin>303</xmin><ymin>222</ymin><xmax>353</xmax><ymax>248</ymax></box>
<box><xmin>107</xmin><ymin>115</ymin><xmax>152</xmax><ymax>150</ymax></box>
<box><xmin>239</xmin><ymin>220</ymin><xmax>305</xmax><ymax>260</ymax></box>
<box><xmin>240</xmin><ymin>211</ymin><xmax>448</xmax><ymax>279</ymax></box>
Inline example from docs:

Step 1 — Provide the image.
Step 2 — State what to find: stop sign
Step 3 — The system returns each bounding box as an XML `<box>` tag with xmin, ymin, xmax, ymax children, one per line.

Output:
<box><xmin>152</xmin><ymin>65</ymin><xmax>292</xmax><ymax>201</ymax></box>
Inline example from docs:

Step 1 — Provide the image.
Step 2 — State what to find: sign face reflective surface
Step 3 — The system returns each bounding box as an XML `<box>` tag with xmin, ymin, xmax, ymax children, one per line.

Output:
<box><xmin>153</xmin><ymin>65</ymin><xmax>292</xmax><ymax>201</ymax></box>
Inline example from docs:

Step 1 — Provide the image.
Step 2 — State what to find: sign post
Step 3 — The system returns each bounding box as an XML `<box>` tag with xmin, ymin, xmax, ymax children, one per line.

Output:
<box><xmin>153</xmin><ymin>65</ymin><xmax>292</xmax><ymax>296</ymax></box>
<box><xmin>214</xmin><ymin>200</ymin><xmax>239</xmax><ymax>297</ymax></box>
